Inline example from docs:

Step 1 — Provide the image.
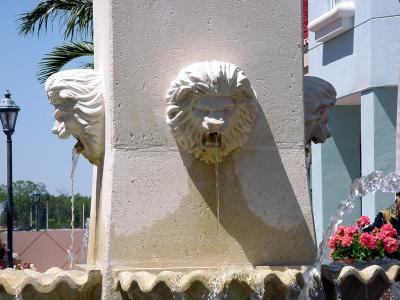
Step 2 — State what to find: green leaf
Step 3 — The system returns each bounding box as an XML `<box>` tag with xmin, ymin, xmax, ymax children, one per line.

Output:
<box><xmin>18</xmin><ymin>0</ymin><xmax>93</xmax><ymax>41</ymax></box>
<box><xmin>37</xmin><ymin>41</ymin><xmax>94</xmax><ymax>83</ymax></box>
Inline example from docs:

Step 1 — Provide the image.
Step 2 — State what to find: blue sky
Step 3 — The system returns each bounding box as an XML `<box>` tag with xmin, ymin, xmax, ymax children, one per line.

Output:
<box><xmin>0</xmin><ymin>1</ymin><xmax>92</xmax><ymax>196</ymax></box>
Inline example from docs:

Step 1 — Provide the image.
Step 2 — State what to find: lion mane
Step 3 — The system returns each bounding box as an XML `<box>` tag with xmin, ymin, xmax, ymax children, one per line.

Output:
<box><xmin>166</xmin><ymin>61</ymin><xmax>258</xmax><ymax>164</ymax></box>
<box><xmin>45</xmin><ymin>69</ymin><xmax>104</xmax><ymax>165</ymax></box>
<box><xmin>304</xmin><ymin>76</ymin><xmax>337</xmax><ymax>145</ymax></box>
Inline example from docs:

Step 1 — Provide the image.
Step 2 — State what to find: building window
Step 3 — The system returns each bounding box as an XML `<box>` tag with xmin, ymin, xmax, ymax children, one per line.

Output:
<box><xmin>331</xmin><ymin>0</ymin><xmax>344</xmax><ymax>7</ymax></box>
<box><xmin>309</xmin><ymin>0</ymin><xmax>355</xmax><ymax>42</ymax></box>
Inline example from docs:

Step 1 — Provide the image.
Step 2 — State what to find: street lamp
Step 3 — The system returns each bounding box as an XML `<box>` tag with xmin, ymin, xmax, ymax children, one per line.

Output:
<box><xmin>0</xmin><ymin>90</ymin><xmax>20</xmax><ymax>268</ymax></box>
<box><xmin>32</xmin><ymin>193</ymin><xmax>41</xmax><ymax>231</ymax></box>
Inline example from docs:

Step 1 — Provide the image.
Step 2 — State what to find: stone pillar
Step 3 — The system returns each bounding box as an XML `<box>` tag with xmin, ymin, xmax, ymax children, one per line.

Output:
<box><xmin>90</xmin><ymin>0</ymin><xmax>316</xmax><ymax>271</ymax></box>
<box><xmin>361</xmin><ymin>88</ymin><xmax>397</xmax><ymax>219</ymax></box>
<box><xmin>311</xmin><ymin>106</ymin><xmax>361</xmax><ymax>245</ymax></box>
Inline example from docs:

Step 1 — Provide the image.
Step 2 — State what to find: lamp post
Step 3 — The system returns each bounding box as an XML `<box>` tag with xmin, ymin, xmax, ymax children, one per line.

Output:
<box><xmin>32</xmin><ymin>193</ymin><xmax>41</xmax><ymax>231</ymax></box>
<box><xmin>46</xmin><ymin>194</ymin><xmax>49</xmax><ymax>230</ymax></box>
<box><xmin>0</xmin><ymin>90</ymin><xmax>20</xmax><ymax>268</ymax></box>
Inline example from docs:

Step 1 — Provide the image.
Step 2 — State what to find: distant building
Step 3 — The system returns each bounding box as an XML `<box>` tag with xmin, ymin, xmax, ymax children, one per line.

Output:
<box><xmin>307</xmin><ymin>0</ymin><xmax>400</xmax><ymax>244</ymax></box>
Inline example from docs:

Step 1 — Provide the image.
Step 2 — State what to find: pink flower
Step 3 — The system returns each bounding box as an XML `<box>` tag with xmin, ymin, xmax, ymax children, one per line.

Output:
<box><xmin>329</xmin><ymin>234</ymin><xmax>341</xmax><ymax>250</ymax></box>
<box><xmin>375</xmin><ymin>231</ymin><xmax>386</xmax><ymax>240</ymax></box>
<box><xmin>340</xmin><ymin>235</ymin><xmax>353</xmax><ymax>247</ymax></box>
<box><xmin>383</xmin><ymin>237</ymin><xmax>399</xmax><ymax>253</ymax></box>
<box><xmin>380</xmin><ymin>224</ymin><xmax>397</xmax><ymax>238</ymax></box>
<box><xmin>359</xmin><ymin>232</ymin><xmax>377</xmax><ymax>249</ymax></box>
<box><xmin>345</xmin><ymin>225</ymin><xmax>359</xmax><ymax>236</ymax></box>
<box><xmin>357</xmin><ymin>216</ymin><xmax>370</xmax><ymax>228</ymax></box>
<box><xmin>335</xmin><ymin>226</ymin><xmax>346</xmax><ymax>236</ymax></box>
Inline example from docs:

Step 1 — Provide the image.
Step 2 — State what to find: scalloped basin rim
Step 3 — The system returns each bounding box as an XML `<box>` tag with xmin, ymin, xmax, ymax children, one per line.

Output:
<box><xmin>0</xmin><ymin>268</ymin><xmax>101</xmax><ymax>295</ymax></box>
<box><xmin>0</xmin><ymin>264</ymin><xmax>397</xmax><ymax>298</ymax></box>
<box><xmin>112</xmin><ymin>265</ymin><xmax>307</xmax><ymax>274</ymax></box>
<box><xmin>115</xmin><ymin>267</ymin><xmax>307</xmax><ymax>293</ymax></box>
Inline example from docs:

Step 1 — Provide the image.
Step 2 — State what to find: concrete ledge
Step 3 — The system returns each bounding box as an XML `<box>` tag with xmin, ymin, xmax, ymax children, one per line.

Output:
<box><xmin>308</xmin><ymin>1</ymin><xmax>355</xmax><ymax>43</ymax></box>
<box><xmin>0</xmin><ymin>267</ymin><xmax>101</xmax><ymax>298</ymax></box>
<box><xmin>115</xmin><ymin>267</ymin><xmax>304</xmax><ymax>299</ymax></box>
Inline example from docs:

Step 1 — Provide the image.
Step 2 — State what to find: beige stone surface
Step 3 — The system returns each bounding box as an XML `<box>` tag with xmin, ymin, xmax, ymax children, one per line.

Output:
<box><xmin>116</xmin><ymin>267</ymin><xmax>304</xmax><ymax>299</ymax></box>
<box><xmin>90</xmin><ymin>0</ymin><xmax>316</xmax><ymax>273</ymax></box>
<box><xmin>98</xmin><ymin>145</ymin><xmax>315</xmax><ymax>268</ymax></box>
<box><xmin>0</xmin><ymin>268</ymin><xmax>101</xmax><ymax>299</ymax></box>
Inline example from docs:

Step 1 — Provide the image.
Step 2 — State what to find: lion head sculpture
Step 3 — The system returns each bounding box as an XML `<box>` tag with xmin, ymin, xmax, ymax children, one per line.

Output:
<box><xmin>166</xmin><ymin>61</ymin><xmax>258</xmax><ymax>164</ymax></box>
<box><xmin>45</xmin><ymin>69</ymin><xmax>104</xmax><ymax>165</ymax></box>
<box><xmin>304</xmin><ymin>76</ymin><xmax>337</xmax><ymax>146</ymax></box>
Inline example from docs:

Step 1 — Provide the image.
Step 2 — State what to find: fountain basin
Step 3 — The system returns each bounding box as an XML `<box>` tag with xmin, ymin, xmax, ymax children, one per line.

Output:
<box><xmin>322</xmin><ymin>260</ymin><xmax>400</xmax><ymax>300</ymax></box>
<box><xmin>0</xmin><ymin>263</ymin><xmax>398</xmax><ymax>299</ymax></box>
<box><xmin>0</xmin><ymin>267</ymin><xmax>101</xmax><ymax>300</ymax></box>
<box><xmin>115</xmin><ymin>267</ymin><xmax>304</xmax><ymax>299</ymax></box>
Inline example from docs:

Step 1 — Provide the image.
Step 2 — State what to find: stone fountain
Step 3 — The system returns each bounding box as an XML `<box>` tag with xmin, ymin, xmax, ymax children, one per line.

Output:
<box><xmin>0</xmin><ymin>1</ymin><xmax>399</xmax><ymax>299</ymax></box>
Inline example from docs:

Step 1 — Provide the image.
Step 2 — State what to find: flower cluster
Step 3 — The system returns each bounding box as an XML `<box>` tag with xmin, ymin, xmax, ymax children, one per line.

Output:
<box><xmin>329</xmin><ymin>216</ymin><xmax>400</xmax><ymax>261</ymax></box>
<box><xmin>13</xmin><ymin>263</ymin><xmax>36</xmax><ymax>271</ymax></box>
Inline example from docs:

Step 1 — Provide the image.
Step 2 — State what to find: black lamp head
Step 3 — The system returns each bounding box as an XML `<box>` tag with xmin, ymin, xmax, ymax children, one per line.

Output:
<box><xmin>0</xmin><ymin>90</ymin><xmax>20</xmax><ymax>135</ymax></box>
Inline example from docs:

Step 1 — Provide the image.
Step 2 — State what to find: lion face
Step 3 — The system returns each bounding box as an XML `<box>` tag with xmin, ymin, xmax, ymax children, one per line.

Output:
<box><xmin>166</xmin><ymin>61</ymin><xmax>258</xmax><ymax>164</ymax></box>
<box><xmin>192</xmin><ymin>96</ymin><xmax>236</xmax><ymax>148</ymax></box>
<box><xmin>308</xmin><ymin>110</ymin><xmax>331</xmax><ymax>144</ymax></box>
<box><xmin>45</xmin><ymin>69</ymin><xmax>105</xmax><ymax>165</ymax></box>
<box><xmin>304</xmin><ymin>76</ymin><xmax>337</xmax><ymax>146</ymax></box>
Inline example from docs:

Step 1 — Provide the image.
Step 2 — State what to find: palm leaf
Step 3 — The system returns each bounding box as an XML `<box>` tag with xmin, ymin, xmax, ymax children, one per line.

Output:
<box><xmin>38</xmin><ymin>41</ymin><xmax>94</xmax><ymax>83</ymax></box>
<box><xmin>18</xmin><ymin>0</ymin><xmax>93</xmax><ymax>40</ymax></box>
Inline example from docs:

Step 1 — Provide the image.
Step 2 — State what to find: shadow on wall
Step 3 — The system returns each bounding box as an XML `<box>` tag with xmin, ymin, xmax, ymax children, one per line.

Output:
<box><xmin>180</xmin><ymin>104</ymin><xmax>316</xmax><ymax>265</ymax></box>
<box><xmin>322</xmin><ymin>30</ymin><xmax>354</xmax><ymax>66</ymax></box>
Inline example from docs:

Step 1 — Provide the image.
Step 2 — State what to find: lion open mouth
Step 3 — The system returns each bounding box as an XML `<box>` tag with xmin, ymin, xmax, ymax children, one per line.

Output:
<box><xmin>74</xmin><ymin>138</ymin><xmax>85</xmax><ymax>153</ymax></box>
<box><xmin>202</xmin><ymin>132</ymin><xmax>222</xmax><ymax>148</ymax></box>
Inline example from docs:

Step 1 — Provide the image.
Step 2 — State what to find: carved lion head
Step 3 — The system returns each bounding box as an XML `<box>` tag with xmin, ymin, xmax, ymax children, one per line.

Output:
<box><xmin>304</xmin><ymin>76</ymin><xmax>337</xmax><ymax>145</ymax></box>
<box><xmin>166</xmin><ymin>61</ymin><xmax>258</xmax><ymax>164</ymax></box>
<box><xmin>45</xmin><ymin>69</ymin><xmax>104</xmax><ymax>165</ymax></box>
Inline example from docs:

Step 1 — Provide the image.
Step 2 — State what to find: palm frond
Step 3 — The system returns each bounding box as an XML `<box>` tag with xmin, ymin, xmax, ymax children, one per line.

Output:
<box><xmin>18</xmin><ymin>0</ymin><xmax>93</xmax><ymax>40</ymax></box>
<box><xmin>37</xmin><ymin>41</ymin><xmax>94</xmax><ymax>83</ymax></box>
<box><xmin>80</xmin><ymin>62</ymin><xmax>94</xmax><ymax>69</ymax></box>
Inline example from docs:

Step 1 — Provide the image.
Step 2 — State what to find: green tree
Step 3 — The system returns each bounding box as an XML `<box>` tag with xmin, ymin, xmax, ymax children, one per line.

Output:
<box><xmin>18</xmin><ymin>0</ymin><xmax>93</xmax><ymax>83</ymax></box>
<box><xmin>0</xmin><ymin>181</ymin><xmax>47</xmax><ymax>228</ymax></box>
<box><xmin>0</xmin><ymin>181</ymin><xmax>90</xmax><ymax>230</ymax></box>
<box><xmin>47</xmin><ymin>192</ymin><xmax>90</xmax><ymax>229</ymax></box>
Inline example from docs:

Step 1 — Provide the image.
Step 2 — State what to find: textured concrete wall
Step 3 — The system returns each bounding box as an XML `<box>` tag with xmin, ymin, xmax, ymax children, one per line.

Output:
<box><xmin>308</xmin><ymin>0</ymin><xmax>400</xmax><ymax>98</ymax></box>
<box><xmin>312</xmin><ymin>106</ymin><xmax>361</xmax><ymax>244</ymax></box>
<box><xmin>91</xmin><ymin>0</ymin><xmax>316</xmax><ymax>269</ymax></box>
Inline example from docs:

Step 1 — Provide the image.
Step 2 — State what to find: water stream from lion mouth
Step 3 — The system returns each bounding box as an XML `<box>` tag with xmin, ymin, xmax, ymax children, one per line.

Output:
<box><xmin>67</xmin><ymin>149</ymin><xmax>80</xmax><ymax>269</ymax></box>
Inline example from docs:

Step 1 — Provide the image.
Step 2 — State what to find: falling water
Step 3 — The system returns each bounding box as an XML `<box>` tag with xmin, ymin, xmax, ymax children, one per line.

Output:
<box><xmin>300</xmin><ymin>171</ymin><xmax>400</xmax><ymax>299</ymax></box>
<box><xmin>334</xmin><ymin>279</ymin><xmax>341</xmax><ymax>300</ymax></box>
<box><xmin>12</xmin><ymin>283</ymin><xmax>23</xmax><ymax>300</ymax></box>
<box><xmin>205</xmin><ymin>268</ymin><xmax>265</xmax><ymax>300</ymax></box>
<box><xmin>214</xmin><ymin>140</ymin><xmax>220</xmax><ymax>233</ymax></box>
<box><xmin>13</xmin><ymin>292</ymin><xmax>22</xmax><ymax>300</ymax></box>
<box><xmin>80</xmin><ymin>218</ymin><xmax>90</xmax><ymax>264</ymax></box>
<box><xmin>13</xmin><ymin>293</ymin><xmax>22</xmax><ymax>300</ymax></box>
<box><xmin>67</xmin><ymin>149</ymin><xmax>80</xmax><ymax>269</ymax></box>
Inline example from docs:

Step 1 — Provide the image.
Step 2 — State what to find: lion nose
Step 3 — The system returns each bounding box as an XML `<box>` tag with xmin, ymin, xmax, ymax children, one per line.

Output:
<box><xmin>202</xmin><ymin>116</ymin><xmax>224</xmax><ymax>131</ymax></box>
